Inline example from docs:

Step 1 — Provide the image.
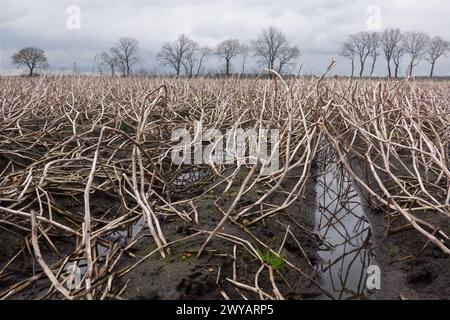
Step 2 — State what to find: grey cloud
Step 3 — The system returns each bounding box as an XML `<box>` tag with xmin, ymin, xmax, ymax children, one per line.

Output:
<box><xmin>1</xmin><ymin>0</ymin><xmax>449</xmax><ymax>76</ymax></box>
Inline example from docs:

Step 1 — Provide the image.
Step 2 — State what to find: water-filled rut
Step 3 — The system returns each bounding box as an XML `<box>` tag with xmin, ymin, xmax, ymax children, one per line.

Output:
<box><xmin>313</xmin><ymin>143</ymin><xmax>374</xmax><ymax>299</ymax></box>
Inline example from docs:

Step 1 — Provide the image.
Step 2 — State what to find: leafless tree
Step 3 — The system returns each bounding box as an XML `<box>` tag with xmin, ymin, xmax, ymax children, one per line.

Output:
<box><xmin>276</xmin><ymin>46</ymin><xmax>300</xmax><ymax>74</ymax></box>
<box><xmin>99</xmin><ymin>51</ymin><xmax>118</xmax><ymax>76</ymax></box>
<box><xmin>216</xmin><ymin>39</ymin><xmax>241</xmax><ymax>76</ymax></box>
<box><xmin>157</xmin><ymin>34</ymin><xmax>196</xmax><ymax>77</ymax></box>
<box><xmin>402</xmin><ymin>31</ymin><xmax>430</xmax><ymax>77</ymax></box>
<box><xmin>348</xmin><ymin>31</ymin><xmax>379</xmax><ymax>77</ymax></box>
<box><xmin>195</xmin><ymin>47</ymin><xmax>211</xmax><ymax>77</ymax></box>
<box><xmin>252</xmin><ymin>26</ymin><xmax>300</xmax><ymax>76</ymax></box>
<box><xmin>181</xmin><ymin>42</ymin><xmax>199</xmax><ymax>78</ymax></box>
<box><xmin>239</xmin><ymin>44</ymin><xmax>250</xmax><ymax>74</ymax></box>
<box><xmin>425</xmin><ymin>36</ymin><xmax>450</xmax><ymax>78</ymax></box>
<box><xmin>110</xmin><ymin>37</ymin><xmax>139</xmax><ymax>77</ymax></box>
<box><xmin>392</xmin><ymin>46</ymin><xmax>405</xmax><ymax>79</ymax></box>
<box><xmin>380</xmin><ymin>28</ymin><xmax>403</xmax><ymax>78</ymax></box>
<box><xmin>340</xmin><ymin>41</ymin><xmax>357</xmax><ymax>77</ymax></box>
<box><xmin>369</xmin><ymin>47</ymin><xmax>379</xmax><ymax>77</ymax></box>
<box><xmin>181</xmin><ymin>44</ymin><xmax>211</xmax><ymax>78</ymax></box>
<box><xmin>12</xmin><ymin>47</ymin><xmax>49</xmax><ymax>77</ymax></box>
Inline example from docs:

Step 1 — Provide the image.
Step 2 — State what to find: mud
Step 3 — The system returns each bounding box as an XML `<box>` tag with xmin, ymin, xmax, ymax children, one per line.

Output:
<box><xmin>348</xmin><ymin>149</ymin><xmax>450</xmax><ymax>300</ymax></box>
<box><xmin>119</xmin><ymin>165</ymin><xmax>324</xmax><ymax>300</ymax></box>
<box><xmin>1</xmin><ymin>145</ymin><xmax>449</xmax><ymax>300</ymax></box>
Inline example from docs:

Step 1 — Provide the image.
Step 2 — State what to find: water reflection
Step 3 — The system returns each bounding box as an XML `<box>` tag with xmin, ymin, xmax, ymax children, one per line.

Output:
<box><xmin>172</xmin><ymin>168</ymin><xmax>205</xmax><ymax>187</ymax></box>
<box><xmin>314</xmin><ymin>146</ymin><xmax>373</xmax><ymax>300</ymax></box>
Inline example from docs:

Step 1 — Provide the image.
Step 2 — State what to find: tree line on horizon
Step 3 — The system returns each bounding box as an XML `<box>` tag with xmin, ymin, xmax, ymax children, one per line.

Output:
<box><xmin>341</xmin><ymin>28</ymin><xmax>450</xmax><ymax>78</ymax></box>
<box><xmin>10</xmin><ymin>26</ymin><xmax>450</xmax><ymax>78</ymax></box>
<box><xmin>95</xmin><ymin>26</ymin><xmax>300</xmax><ymax>78</ymax></box>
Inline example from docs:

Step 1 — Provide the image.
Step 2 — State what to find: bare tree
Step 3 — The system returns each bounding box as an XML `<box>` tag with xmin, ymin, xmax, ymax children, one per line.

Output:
<box><xmin>276</xmin><ymin>46</ymin><xmax>300</xmax><ymax>74</ymax></box>
<box><xmin>348</xmin><ymin>31</ymin><xmax>379</xmax><ymax>77</ymax></box>
<box><xmin>99</xmin><ymin>51</ymin><xmax>118</xmax><ymax>76</ymax></box>
<box><xmin>380</xmin><ymin>28</ymin><xmax>403</xmax><ymax>78</ymax></box>
<box><xmin>195</xmin><ymin>47</ymin><xmax>211</xmax><ymax>77</ymax></box>
<box><xmin>181</xmin><ymin>44</ymin><xmax>211</xmax><ymax>78</ymax></box>
<box><xmin>369</xmin><ymin>45</ymin><xmax>380</xmax><ymax>77</ymax></box>
<box><xmin>366</xmin><ymin>33</ymin><xmax>379</xmax><ymax>76</ymax></box>
<box><xmin>340</xmin><ymin>41</ymin><xmax>356</xmax><ymax>77</ymax></box>
<box><xmin>252</xmin><ymin>26</ymin><xmax>300</xmax><ymax>76</ymax></box>
<box><xmin>392</xmin><ymin>46</ymin><xmax>404</xmax><ymax>79</ymax></box>
<box><xmin>181</xmin><ymin>42</ymin><xmax>199</xmax><ymax>78</ymax></box>
<box><xmin>239</xmin><ymin>44</ymin><xmax>250</xmax><ymax>74</ymax></box>
<box><xmin>216</xmin><ymin>39</ymin><xmax>241</xmax><ymax>76</ymax></box>
<box><xmin>110</xmin><ymin>37</ymin><xmax>139</xmax><ymax>77</ymax></box>
<box><xmin>402</xmin><ymin>31</ymin><xmax>430</xmax><ymax>77</ymax></box>
<box><xmin>425</xmin><ymin>36</ymin><xmax>450</xmax><ymax>78</ymax></box>
<box><xmin>12</xmin><ymin>47</ymin><xmax>48</xmax><ymax>77</ymax></box>
<box><xmin>157</xmin><ymin>34</ymin><xmax>195</xmax><ymax>77</ymax></box>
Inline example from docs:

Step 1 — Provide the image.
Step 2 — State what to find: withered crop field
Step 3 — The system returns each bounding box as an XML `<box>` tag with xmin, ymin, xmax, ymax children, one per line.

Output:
<box><xmin>0</xmin><ymin>75</ymin><xmax>449</xmax><ymax>300</ymax></box>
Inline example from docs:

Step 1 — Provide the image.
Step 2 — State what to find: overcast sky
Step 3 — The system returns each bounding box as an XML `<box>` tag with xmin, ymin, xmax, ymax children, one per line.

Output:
<box><xmin>1</xmin><ymin>0</ymin><xmax>450</xmax><ymax>76</ymax></box>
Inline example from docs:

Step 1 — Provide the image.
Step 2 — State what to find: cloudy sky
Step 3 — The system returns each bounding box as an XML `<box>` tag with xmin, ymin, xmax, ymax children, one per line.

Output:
<box><xmin>1</xmin><ymin>0</ymin><xmax>449</xmax><ymax>76</ymax></box>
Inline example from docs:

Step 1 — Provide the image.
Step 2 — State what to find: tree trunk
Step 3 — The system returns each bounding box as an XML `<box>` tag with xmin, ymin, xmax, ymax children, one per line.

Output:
<box><xmin>350</xmin><ymin>58</ymin><xmax>354</xmax><ymax>78</ymax></box>
<box><xmin>28</xmin><ymin>67</ymin><xmax>33</xmax><ymax>77</ymax></box>
<box><xmin>226</xmin><ymin>59</ymin><xmax>230</xmax><ymax>77</ymax></box>
<box><xmin>387</xmin><ymin>59</ymin><xmax>392</xmax><ymax>79</ymax></box>
<box><xmin>359</xmin><ymin>59</ymin><xmax>364</xmax><ymax>77</ymax></box>
<box><xmin>370</xmin><ymin>57</ymin><xmax>376</xmax><ymax>77</ymax></box>
<box><xmin>394</xmin><ymin>64</ymin><xmax>399</xmax><ymax>79</ymax></box>
<box><xmin>124</xmin><ymin>60</ymin><xmax>128</xmax><ymax>77</ymax></box>
<box><xmin>268</xmin><ymin>60</ymin><xmax>274</xmax><ymax>79</ymax></box>
<box><xmin>408</xmin><ymin>59</ymin><xmax>414</xmax><ymax>77</ymax></box>
<box><xmin>277</xmin><ymin>62</ymin><xmax>283</xmax><ymax>74</ymax></box>
<box><xmin>429</xmin><ymin>61</ymin><xmax>435</xmax><ymax>78</ymax></box>
<box><xmin>196</xmin><ymin>58</ymin><xmax>204</xmax><ymax>77</ymax></box>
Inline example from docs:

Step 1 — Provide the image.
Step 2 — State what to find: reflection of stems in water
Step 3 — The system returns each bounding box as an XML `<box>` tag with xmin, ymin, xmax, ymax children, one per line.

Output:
<box><xmin>338</xmin><ymin>240</ymin><xmax>367</xmax><ymax>299</ymax></box>
<box><xmin>314</xmin><ymin>140</ymin><xmax>373</xmax><ymax>299</ymax></box>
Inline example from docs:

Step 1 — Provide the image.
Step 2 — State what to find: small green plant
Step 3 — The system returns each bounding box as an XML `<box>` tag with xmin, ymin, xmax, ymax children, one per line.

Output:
<box><xmin>258</xmin><ymin>248</ymin><xmax>285</xmax><ymax>270</ymax></box>
<box><xmin>382</xmin><ymin>243</ymin><xmax>398</xmax><ymax>257</ymax></box>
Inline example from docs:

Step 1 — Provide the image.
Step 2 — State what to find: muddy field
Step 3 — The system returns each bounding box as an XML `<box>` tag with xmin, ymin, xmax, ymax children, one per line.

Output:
<box><xmin>0</xmin><ymin>75</ymin><xmax>449</xmax><ymax>300</ymax></box>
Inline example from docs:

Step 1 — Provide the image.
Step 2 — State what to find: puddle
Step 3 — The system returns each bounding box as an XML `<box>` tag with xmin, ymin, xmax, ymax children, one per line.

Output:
<box><xmin>314</xmin><ymin>145</ymin><xmax>374</xmax><ymax>300</ymax></box>
<box><xmin>172</xmin><ymin>168</ymin><xmax>205</xmax><ymax>187</ymax></box>
<box><xmin>169</xmin><ymin>167</ymin><xmax>210</xmax><ymax>202</ymax></box>
<box><xmin>96</xmin><ymin>216</ymin><xmax>146</xmax><ymax>257</ymax></box>
<box><xmin>59</xmin><ymin>216</ymin><xmax>146</xmax><ymax>292</ymax></box>
<box><xmin>5</xmin><ymin>214</ymin><xmax>147</xmax><ymax>300</ymax></box>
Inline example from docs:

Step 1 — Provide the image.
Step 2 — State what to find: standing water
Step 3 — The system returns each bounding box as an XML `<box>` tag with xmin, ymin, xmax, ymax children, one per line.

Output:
<box><xmin>314</xmin><ymin>144</ymin><xmax>374</xmax><ymax>299</ymax></box>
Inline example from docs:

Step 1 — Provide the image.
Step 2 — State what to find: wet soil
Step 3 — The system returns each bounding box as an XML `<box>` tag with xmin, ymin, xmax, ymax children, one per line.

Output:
<box><xmin>2</xmin><ymin>144</ymin><xmax>449</xmax><ymax>300</ymax></box>
<box><xmin>348</xmin><ymin>149</ymin><xmax>450</xmax><ymax>300</ymax></box>
<box><xmin>119</xmin><ymin>165</ymin><xmax>324</xmax><ymax>300</ymax></box>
